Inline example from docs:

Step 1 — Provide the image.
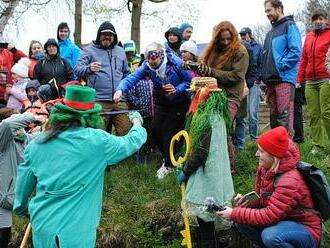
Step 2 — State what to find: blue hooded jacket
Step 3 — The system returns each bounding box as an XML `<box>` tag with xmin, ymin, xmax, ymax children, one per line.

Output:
<box><xmin>117</xmin><ymin>52</ymin><xmax>192</xmax><ymax>105</ymax></box>
<box><xmin>261</xmin><ymin>16</ymin><xmax>302</xmax><ymax>85</ymax></box>
<box><xmin>57</xmin><ymin>24</ymin><xmax>81</xmax><ymax>69</ymax></box>
<box><xmin>58</xmin><ymin>38</ymin><xmax>81</xmax><ymax>69</ymax></box>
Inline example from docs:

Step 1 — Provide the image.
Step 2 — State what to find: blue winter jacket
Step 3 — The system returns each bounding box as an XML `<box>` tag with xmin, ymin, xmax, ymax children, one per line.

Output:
<box><xmin>118</xmin><ymin>53</ymin><xmax>192</xmax><ymax>105</ymax></box>
<box><xmin>75</xmin><ymin>43</ymin><xmax>130</xmax><ymax>101</ymax></box>
<box><xmin>244</xmin><ymin>40</ymin><xmax>263</xmax><ymax>88</ymax></box>
<box><xmin>261</xmin><ymin>16</ymin><xmax>302</xmax><ymax>85</ymax></box>
<box><xmin>58</xmin><ymin>38</ymin><xmax>81</xmax><ymax>69</ymax></box>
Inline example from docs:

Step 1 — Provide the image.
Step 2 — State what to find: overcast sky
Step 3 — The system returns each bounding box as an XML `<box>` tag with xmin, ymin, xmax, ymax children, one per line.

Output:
<box><xmin>6</xmin><ymin>0</ymin><xmax>306</xmax><ymax>53</ymax></box>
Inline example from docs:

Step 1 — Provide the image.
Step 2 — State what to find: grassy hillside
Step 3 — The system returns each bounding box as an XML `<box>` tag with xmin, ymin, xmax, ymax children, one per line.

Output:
<box><xmin>11</xmin><ymin>132</ymin><xmax>330</xmax><ymax>247</ymax></box>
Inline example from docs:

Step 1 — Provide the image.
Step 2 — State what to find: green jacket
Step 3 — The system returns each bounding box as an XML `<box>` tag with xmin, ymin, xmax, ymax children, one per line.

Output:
<box><xmin>14</xmin><ymin>124</ymin><xmax>146</xmax><ymax>248</ymax></box>
<box><xmin>210</xmin><ymin>46</ymin><xmax>249</xmax><ymax>102</ymax></box>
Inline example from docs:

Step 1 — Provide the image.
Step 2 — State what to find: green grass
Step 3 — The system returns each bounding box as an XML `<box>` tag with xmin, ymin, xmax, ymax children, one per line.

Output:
<box><xmin>11</xmin><ymin>132</ymin><xmax>330</xmax><ymax>247</ymax></box>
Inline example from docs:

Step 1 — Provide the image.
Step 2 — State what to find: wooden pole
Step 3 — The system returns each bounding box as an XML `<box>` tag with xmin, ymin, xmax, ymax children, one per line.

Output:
<box><xmin>20</xmin><ymin>223</ymin><xmax>31</xmax><ymax>248</ymax></box>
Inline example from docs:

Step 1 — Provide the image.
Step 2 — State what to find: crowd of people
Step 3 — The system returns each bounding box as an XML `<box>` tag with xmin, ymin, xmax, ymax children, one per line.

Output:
<box><xmin>0</xmin><ymin>0</ymin><xmax>329</xmax><ymax>247</ymax></box>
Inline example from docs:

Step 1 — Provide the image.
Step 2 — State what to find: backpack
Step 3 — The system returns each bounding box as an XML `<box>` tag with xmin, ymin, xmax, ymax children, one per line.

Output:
<box><xmin>274</xmin><ymin>161</ymin><xmax>330</xmax><ymax>221</ymax></box>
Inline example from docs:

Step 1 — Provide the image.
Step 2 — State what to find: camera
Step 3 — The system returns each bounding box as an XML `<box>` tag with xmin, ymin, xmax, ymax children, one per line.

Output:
<box><xmin>186</xmin><ymin>62</ymin><xmax>199</xmax><ymax>72</ymax></box>
<box><xmin>203</xmin><ymin>197</ymin><xmax>226</xmax><ymax>212</ymax></box>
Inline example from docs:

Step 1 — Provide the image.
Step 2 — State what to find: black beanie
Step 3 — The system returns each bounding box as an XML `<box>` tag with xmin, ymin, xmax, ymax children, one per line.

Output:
<box><xmin>44</xmin><ymin>38</ymin><xmax>59</xmax><ymax>56</ymax></box>
<box><xmin>95</xmin><ymin>21</ymin><xmax>118</xmax><ymax>47</ymax></box>
<box><xmin>165</xmin><ymin>27</ymin><xmax>182</xmax><ymax>43</ymax></box>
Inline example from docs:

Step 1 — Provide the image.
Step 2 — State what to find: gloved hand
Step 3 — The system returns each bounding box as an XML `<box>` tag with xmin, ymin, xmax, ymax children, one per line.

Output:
<box><xmin>198</xmin><ymin>63</ymin><xmax>212</xmax><ymax>76</ymax></box>
<box><xmin>128</xmin><ymin>111</ymin><xmax>143</xmax><ymax>125</ymax></box>
<box><xmin>176</xmin><ymin>168</ymin><xmax>187</xmax><ymax>185</ymax></box>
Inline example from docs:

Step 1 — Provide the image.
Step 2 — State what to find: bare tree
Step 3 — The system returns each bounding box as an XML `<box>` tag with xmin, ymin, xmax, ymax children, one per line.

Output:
<box><xmin>85</xmin><ymin>0</ymin><xmax>200</xmax><ymax>52</ymax></box>
<box><xmin>251</xmin><ymin>23</ymin><xmax>271</xmax><ymax>46</ymax></box>
<box><xmin>0</xmin><ymin>0</ymin><xmax>53</xmax><ymax>39</ymax></box>
<box><xmin>74</xmin><ymin>0</ymin><xmax>82</xmax><ymax>46</ymax></box>
<box><xmin>0</xmin><ymin>0</ymin><xmax>20</xmax><ymax>39</ymax></box>
<box><xmin>300</xmin><ymin>0</ymin><xmax>330</xmax><ymax>31</ymax></box>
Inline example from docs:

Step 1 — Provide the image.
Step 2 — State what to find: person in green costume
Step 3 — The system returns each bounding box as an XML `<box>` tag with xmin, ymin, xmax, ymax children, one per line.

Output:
<box><xmin>123</xmin><ymin>40</ymin><xmax>141</xmax><ymax>73</ymax></box>
<box><xmin>177</xmin><ymin>77</ymin><xmax>235</xmax><ymax>247</ymax></box>
<box><xmin>13</xmin><ymin>85</ymin><xmax>146</xmax><ymax>247</ymax></box>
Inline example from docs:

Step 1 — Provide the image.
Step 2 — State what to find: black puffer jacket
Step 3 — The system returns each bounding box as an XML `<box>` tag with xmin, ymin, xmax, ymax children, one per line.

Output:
<box><xmin>33</xmin><ymin>39</ymin><xmax>75</xmax><ymax>86</ymax></box>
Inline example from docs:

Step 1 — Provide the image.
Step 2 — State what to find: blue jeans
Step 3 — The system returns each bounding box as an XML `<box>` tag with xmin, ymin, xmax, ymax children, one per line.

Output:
<box><xmin>234</xmin><ymin>84</ymin><xmax>261</xmax><ymax>149</ymax></box>
<box><xmin>248</xmin><ymin>84</ymin><xmax>261</xmax><ymax>141</ymax></box>
<box><xmin>235</xmin><ymin>221</ymin><xmax>318</xmax><ymax>248</ymax></box>
<box><xmin>234</xmin><ymin>116</ymin><xmax>246</xmax><ymax>150</ymax></box>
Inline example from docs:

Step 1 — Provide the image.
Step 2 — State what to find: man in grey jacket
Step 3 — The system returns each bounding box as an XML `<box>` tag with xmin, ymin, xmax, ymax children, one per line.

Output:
<box><xmin>75</xmin><ymin>21</ymin><xmax>131</xmax><ymax>135</ymax></box>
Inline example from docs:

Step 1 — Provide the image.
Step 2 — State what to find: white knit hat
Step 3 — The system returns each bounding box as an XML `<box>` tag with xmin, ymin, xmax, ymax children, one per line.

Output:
<box><xmin>180</xmin><ymin>40</ymin><xmax>198</xmax><ymax>56</ymax></box>
<box><xmin>11</xmin><ymin>57</ymin><xmax>31</xmax><ymax>78</ymax></box>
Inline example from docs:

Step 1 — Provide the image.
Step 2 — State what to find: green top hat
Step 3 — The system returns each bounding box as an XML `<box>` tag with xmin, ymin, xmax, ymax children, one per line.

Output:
<box><xmin>56</xmin><ymin>85</ymin><xmax>102</xmax><ymax>114</ymax></box>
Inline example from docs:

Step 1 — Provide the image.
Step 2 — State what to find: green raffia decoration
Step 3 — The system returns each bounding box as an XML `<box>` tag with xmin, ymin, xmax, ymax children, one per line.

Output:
<box><xmin>49</xmin><ymin>106</ymin><xmax>105</xmax><ymax>129</ymax></box>
<box><xmin>185</xmin><ymin>91</ymin><xmax>231</xmax><ymax>151</ymax></box>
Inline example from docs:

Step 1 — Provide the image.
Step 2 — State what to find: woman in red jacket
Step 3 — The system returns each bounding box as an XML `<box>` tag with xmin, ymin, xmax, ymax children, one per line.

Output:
<box><xmin>217</xmin><ymin>126</ymin><xmax>321</xmax><ymax>248</ymax></box>
<box><xmin>28</xmin><ymin>40</ymin><xmax>44</xmax><ymax>79</ymax></box>
<box><xmin>296</xmin><ymin>9</ymin><xmax>330</xmax><ymax>156</ymax></box>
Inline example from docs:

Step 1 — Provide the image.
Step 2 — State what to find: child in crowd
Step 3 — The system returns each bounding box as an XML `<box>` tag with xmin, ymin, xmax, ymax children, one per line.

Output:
<box><xmin>180</xmin><ymin>40</ymin><xmax>199</xmax><ymax>77</ymax></box>
<box><xmin>22</xmin><ymin>80</ymin><xmax>41</xmax><ymax>115</ymax></box>
<box><xmin>5</xmin><ymin>58</ymin><xmax>31</xmax><ymax>110</ymax></box>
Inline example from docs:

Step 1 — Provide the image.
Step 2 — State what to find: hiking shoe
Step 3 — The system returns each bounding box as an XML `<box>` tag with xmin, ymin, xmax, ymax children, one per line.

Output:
<box><xmin>157</xmin><ymin>163</ymin><xmax>171</xmax><ymax>179</ymax></box>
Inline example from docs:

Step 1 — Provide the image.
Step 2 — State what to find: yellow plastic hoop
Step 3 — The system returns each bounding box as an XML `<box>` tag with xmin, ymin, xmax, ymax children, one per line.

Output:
<box><xmin>169</xmin><ymin>130</ymin><xmax>191</xmax><ymax>167</ymax></box>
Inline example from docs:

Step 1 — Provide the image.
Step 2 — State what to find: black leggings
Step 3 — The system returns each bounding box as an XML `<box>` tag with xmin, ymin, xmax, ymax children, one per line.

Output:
<box><xmin>151</xmin><ymin>102</ymin><xmax>189</xmax><ymax>168</ymax></box>
<box><xmin>0</xmin><ymin>227</ymin><xmax>11</xmax><ymax>248</ymax></box>
<box><xmin>197</xmin><ymin>218</ymin><xmax>217</xmax><ymax>248</ymax></box>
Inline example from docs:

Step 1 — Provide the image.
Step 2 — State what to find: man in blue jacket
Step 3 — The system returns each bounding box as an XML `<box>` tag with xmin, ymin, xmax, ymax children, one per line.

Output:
<box><xmin>234</xmin><ymin>27</ymin><xmax>263</xmax><ymax>150</ymax></box>
<box><xmin>75</xmin><ymin>21</ymin><xmax>131</xmax><ymax>135</ymax></box>
<box><xmin>262</xmin><ymin>0</ymin><xmax>302</xmax><ymax>136</ymax></box>
<box><xmin>57</xmin><ymin>22</ymin><xmax>81</xmax><ymax>69</ymax></box>
<box><xmin>114</xmin><ymin>42</ymin><xmax>192</xmax><ymax>179</ymax></box>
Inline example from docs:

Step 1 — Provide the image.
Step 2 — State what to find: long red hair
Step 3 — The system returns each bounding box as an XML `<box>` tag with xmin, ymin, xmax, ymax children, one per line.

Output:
<box><xmin>201</xmin><ymin>21</ymin><xmax>242</xmax><ymax>69</ymax></box>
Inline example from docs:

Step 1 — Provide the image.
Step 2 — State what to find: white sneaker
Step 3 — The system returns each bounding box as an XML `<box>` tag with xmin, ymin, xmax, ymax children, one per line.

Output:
<box><xmin>157</xmin><ymin>163</ymin><xmax>171</xmax><ymax>179</ymax></box>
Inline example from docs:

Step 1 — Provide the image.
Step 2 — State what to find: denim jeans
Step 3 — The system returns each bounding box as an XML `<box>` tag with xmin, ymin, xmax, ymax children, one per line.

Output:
<box><xmin>234</xmin><ymin>116</ymin><xmax>246</xmax><ymax>150</ymax></box>
<box><xmin>235</xmin><ymin>221</ymin><xmax>318</xmax><ymax>248</ymax></box>
<box><xmin>234</xmin><ymin>84</ymin><xmax>261</xmax><ymax>149</ymax></box>
<box><xmin>248</xmin><ymin>84</ymin><xmax>261</xmax><ymax>140</ymax></box>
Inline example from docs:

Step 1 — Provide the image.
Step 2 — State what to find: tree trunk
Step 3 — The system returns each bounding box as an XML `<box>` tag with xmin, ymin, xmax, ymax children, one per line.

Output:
<box><xmin>74</xmin><ymin>0</ymin><xmax>83</xmax><ymax>46</ymax></box>
<box><xmin>0</xmin><ymin>0</ymin><xmax>20</xmax><ymax>40</ymax></box>
<box><xmin>131</xmin><ymin>0</ymin><xmax>143</xmax><ymax>52</ymax></box>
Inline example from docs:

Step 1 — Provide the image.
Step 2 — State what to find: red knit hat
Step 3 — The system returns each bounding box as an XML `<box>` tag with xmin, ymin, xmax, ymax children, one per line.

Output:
<box><xmin>257</xmin><ymin>126</ymin><xmax>289</xmax><ymax>158</ymax></box>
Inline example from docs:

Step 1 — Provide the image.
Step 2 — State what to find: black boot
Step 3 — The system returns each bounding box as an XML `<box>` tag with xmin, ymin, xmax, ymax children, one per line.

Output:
<box><xmin>197</xmin><ymin>218</ymin><xmax>217</xmax><ymax>248</ymax></box>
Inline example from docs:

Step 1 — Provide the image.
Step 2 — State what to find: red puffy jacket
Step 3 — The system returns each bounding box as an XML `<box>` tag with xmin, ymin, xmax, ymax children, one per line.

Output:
<box><xmin>297</xmin><ymin>24</ymin><xmax>330</xmax><ymax>83</ymax></box>
<box><xmin>231</xmin><ymin>140</ymin><xmax>322</xmax><ymax>244</ymax></box>
<box><xmin>0</xmin><ymin>48</ymin><xmax>27</xmax><ymax>101</ymax></box>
